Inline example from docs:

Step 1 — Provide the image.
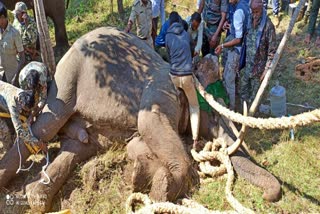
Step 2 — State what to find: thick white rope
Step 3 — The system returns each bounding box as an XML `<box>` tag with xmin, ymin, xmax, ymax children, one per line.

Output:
<box><xmin>194</xmin><ymin>78</ymin><xmax>320</xmax><ymax>129</ymax></box>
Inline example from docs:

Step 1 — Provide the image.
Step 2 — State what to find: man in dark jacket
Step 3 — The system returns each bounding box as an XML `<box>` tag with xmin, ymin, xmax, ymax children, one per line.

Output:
<box><xmin>166</xmin><ymin>12</ymin><xmax>200</xmax><ymax>150</ymax></box>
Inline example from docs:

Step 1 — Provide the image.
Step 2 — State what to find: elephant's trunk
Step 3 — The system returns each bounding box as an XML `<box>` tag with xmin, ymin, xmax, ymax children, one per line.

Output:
<box><xmin>0</xmin><ymin>142</ymin><xmax>31</xmax><ymax>188</ymax></box>
<box><xmin>231</xmin><ymin>150</ymin><xmax>281</xmax><ymax>202</ymax></box>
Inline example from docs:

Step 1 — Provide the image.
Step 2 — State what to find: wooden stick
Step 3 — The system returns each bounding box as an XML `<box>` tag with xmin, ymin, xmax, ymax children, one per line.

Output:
<box><xmin>248</xmin><ymin>0</ymin><xmax>306</xmax><ymax>116</ymax></box>
<box><xmin>33</xmin><ymin>0</ymin><xmax>56</xmax><ymax>79</ymax></box>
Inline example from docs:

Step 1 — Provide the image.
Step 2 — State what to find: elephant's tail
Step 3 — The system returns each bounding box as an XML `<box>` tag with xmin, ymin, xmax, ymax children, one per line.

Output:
<box><xmin>231</xmin><ymin>150</ymin><xmax>281</xmax><ymax>202</ymax></box>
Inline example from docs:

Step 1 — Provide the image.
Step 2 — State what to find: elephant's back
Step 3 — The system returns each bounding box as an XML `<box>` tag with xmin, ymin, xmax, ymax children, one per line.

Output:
<box><xmin>58</xmin><ymin>27</ymin><xmax>170</xmax><ymax>130</ymax></box>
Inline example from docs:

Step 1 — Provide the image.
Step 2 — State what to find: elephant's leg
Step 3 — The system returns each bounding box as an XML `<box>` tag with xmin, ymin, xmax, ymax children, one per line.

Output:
<box><xmin>127</xmin><ymin>137</ymin><xmax>162</xmax><ymax>193</ymax></box>
<box><xmin>48</xmin><ymin>12</ymin><xmax>69</xmax><ymax>48</ymax></box>
<box><xmin>26</xmin><ymin>138</ymin><xmax>98</xmax><ymax>212</ymax></box>
<box><xmin>149</xmin><ymin>166</ymin><xmax>175</xmax><ymax>202</ymax></box>
<box><xmin>138</xmin><ymin>107</ymin><xmax>199</xmax><ymax>202</ymax></box>
<box><xmin>59</xmin><ymin>120</ymin><xmax>89</xmax><ymax>143</ymax></box>
<box><xmin>231</xmin><ymin>150</ymin><xmax>281</xmax><ymax>202</ymax></box>
<box><xmin>0</xmin><ymin>142</ymin><xmax>30</xmax><ymax>188</ymax></box>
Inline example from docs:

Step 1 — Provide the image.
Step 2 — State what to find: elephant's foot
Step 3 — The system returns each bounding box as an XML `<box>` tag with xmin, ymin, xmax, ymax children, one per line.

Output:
<box><xmin>0</xmin><ymin>142</ymin><xmax>30</xmax><ymax>188</ymax></box>
<box><xmin>127</xmin><ymin>137</ymin><xmax>161</xmax><ymax>193</ymax></box>
<box><xmin>149</xmin><ymin>166</ymin><xmax>174</xmax><ymax>202</ymax></box>
<box><xmin>26</xmin><ymin>138</ymin><xmax>98</xmax><ymax>212</ymax></box>
<box><xmin>231</xmin><ymin>150</ymin><xmax>281</xmax><ymax>202</ymax></box>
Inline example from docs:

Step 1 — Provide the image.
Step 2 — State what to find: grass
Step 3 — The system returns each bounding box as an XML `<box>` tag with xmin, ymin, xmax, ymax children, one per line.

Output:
<box><xmin>1</xmin><ymin>0</ymin><xmax>320</xmax><ymax>213</ymax></box>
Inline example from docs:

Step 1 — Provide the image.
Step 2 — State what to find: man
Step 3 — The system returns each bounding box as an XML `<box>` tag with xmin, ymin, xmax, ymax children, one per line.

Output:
<box><xmin>0</xmin><ymin>3</ymin><xmax>25</xmax><ymax>85</ymax></box>
<box><xmin>154</xmin><ymin>12</ymin><xmax>185</xmax><ymax>62</ymax></box>
<box><xmin>166</xmin><ymin>12</ymin><xmax>200</xmax><ymax>150</ymax></box>
<box><xmin>240</xmin><ymin>0</ymin><xmax>276</xmax><ymax>105</ymax></box>
<box><xmin>186</xmin><ymin>12</ymin><xmax>203</xmax><ymax>59</ymax></box>
<box><xmin>125</xmin><ymin>0</ymin><xmax>153</xmax><ymax>48</ymax></box>
<box><xmin>198</xmin><ymin>0</ymin><xmax>228</xmax><ymax>56</ymax></box>
<box><xmin>215</xmin><ymin>0</ymin><xmax>249</xmax><ymax>110</ymax></box>
<box><xmin>151</xmin><ymin>0</ymin><xmax>165</xmax><ymax>44</ymax></box>
<box><xmin>13</xmin><ymin>2</ymin><xmax>38</xmax><ymax>63</ymax></box>
<box><xmin>304</xmin><ymin>0</ymin><xmax>320</xmax><ymax>48</ymax></box>
<box><xmin>263</xmin><ymin>0</ymin><xmax>280</xmax><ymax>26</ymax></box>
<box><xmin>0</xmin><ymin>80</ymin><xmax>38</xmax><ymax>144</ymax></box>
<box><xmin>19</xmin><ymin>61</ymin><xmax>48</xmax><ymax>121</ymax></box>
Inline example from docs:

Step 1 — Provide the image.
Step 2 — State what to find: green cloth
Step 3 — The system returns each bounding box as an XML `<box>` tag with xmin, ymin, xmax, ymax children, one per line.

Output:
<box><xmin>196</xmin><ymin>80</ymin><xmax>229</xmax><ymax>112</ymax></box>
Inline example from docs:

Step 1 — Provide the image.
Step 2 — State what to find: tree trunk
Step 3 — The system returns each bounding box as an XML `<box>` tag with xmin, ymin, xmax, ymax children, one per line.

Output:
<box><xmin>110</xmin><ymin>0</ymin><xmax>114</xmax><ymax>13</ymax></box>
<box><xmin>117</xmin><ymin>0</ymin><xmax>124</xmax><ymax>15</ymax></box>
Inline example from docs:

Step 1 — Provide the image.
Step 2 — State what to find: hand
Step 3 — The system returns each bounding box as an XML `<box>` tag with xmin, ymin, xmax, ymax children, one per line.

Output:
<box><xmin>193</xmin><ymin>51</ymin><xmax>199</xmax><ymax>57</ymax></box>
<box><xmin>209</xmin><ymin>35</ymin><xmax>218</xmax><ymax>48</ymax></box>
<box><xmin>223</xmin><ymin>21</ymin><xmax>230</xmax><ymax>31</ymax></box>
<box><xmin>215</xmin><ymin>45</ymin><xmax>223</xmax><ymax>55</ymax></box>
<box><xmin>22</xmin><ymin>13</ymin><xmax>28</xmax><ymax>25</ymax></box>
<box><xmin>124</xmin><ymin>26</ymin><xmax>130</xmax><ymax>33</ymax></box>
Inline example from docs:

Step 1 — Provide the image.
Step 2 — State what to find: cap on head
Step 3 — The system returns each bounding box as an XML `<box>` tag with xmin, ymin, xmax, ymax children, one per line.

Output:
<box><xmin>14</xmin><ymin>2</ymin><xmax>28</xmax><ymax>14</ymax></box>
<box><xmin>18</xmin><ymin>91</ymin><xmax>35</xmax><ymax>111</ymax></box>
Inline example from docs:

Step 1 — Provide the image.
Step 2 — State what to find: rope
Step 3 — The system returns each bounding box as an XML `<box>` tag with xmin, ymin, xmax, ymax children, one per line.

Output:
<box><xmin>0</xmin><ymin>112</ymin><xmax>27</xmax><ymax>123</ymax></box>
<box><xmin>126</xmin><ymin>192</ymin><xmax>237</xmax><ymax>214</ymax></box>
<box><xmin>194</xmin><ymin>78</ymin><xmax>320</xmax><ymax>129</ymax></box>
<box><xmin>16</xmin><ymin>138</ymin><xmax>35</xmax><ymax>174</ymax></box>
<box><xmin>126</xmin><ymin>137</ymin><xmax>254</xmax><ymax>214</ymax></box>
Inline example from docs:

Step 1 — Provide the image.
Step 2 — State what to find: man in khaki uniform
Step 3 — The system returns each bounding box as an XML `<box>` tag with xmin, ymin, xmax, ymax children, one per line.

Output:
<box><xmin>125</xmin><ymin>0</ymin><xmax>153</xmax><ymax>48</ymax></box>
<box><xmin>0</xmin><ymin>4</ymin><xmax>25</xmax><ymax>85</ymax></box>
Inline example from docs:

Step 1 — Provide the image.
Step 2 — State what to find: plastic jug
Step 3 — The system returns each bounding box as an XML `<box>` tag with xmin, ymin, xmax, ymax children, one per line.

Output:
<box><xmin>270</xmin><ymin>81</ymin><xmax>287</xmax><ymax>117</ymax></box>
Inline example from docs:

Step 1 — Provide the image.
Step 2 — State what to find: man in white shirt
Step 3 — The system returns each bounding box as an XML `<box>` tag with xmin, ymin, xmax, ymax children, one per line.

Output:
<box><xmin>151</xmin><ymin>0</ymin><xmax>165</xmax><ymax>45</ymax></box>
<box><xmin>215</xmin><ymin>0</ymin><xmax>250</xmax><ymax>110</ymax></box>
<box><xmin>186</xmin><ymin>12</ymin><xmax>203</xmax><ymax>59</ymax></box>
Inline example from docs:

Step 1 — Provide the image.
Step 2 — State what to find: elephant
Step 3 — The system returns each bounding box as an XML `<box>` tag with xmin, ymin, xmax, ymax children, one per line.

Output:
<box><xmin>2</xmin><ymin>0</ymin><xmax>69</xmax><ymax>49</ymax></box>
<box><xmin>0</xmin><ymin>27</ymin><xmax>281</xmax><ymax>213</ymax></box>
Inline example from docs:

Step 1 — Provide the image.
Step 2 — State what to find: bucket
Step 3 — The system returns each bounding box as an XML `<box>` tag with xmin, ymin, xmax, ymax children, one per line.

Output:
<box><xmin>270</xmin><ymin>81</ymin><xmax>287</xmax><ymax>117</ymax></box>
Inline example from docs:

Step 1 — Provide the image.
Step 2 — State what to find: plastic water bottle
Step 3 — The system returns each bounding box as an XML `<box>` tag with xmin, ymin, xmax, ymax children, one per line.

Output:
<box><xmin>270</xmin><ymin>81</ymin><xmax>287</xmax><ymax>117</ymax></box>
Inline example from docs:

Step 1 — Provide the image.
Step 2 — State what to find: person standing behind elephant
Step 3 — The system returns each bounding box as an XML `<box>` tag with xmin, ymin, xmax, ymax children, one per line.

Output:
<box><xmin>240</xmin><ymin>0</ymin><xmax>276</xmax><ymax>106</ymax></box>
<box><xmin>151</xmin><ymin>0</ymin><xmax>165</xmax><ymax>45</ymax></box>
<box><xmin>19</xmin><ymin>61</ymin><xmax>48</xmax><ymax>122</ymax></box>
<box><xmin>12</xmin><ymin>2</ymin><xmax>38</xmax><ymax>63</ymax></box>
<box><xmin>186</xmin><ymin>12</ymin><xmax>203</xmax><ymax>61</ymax></box>
<box><xmin>304</xmin><ymin>0</ymin><xmax>320</xmax><ymax>48</ymax></box>
<box><xmin>0</xmin><ymin>3</ymin><xmax>25</xmax><ymax>85</ymax></box>
<box><xmin>198</xmin><ymin>0</ymin><xmax>228</xmax><ymax>56</ymax></box>
<box><xmin>125</xmin><ymin>0</ymin><xmax>153</xmax><ymax>48</ymax></box>
<box><xmin>166</xmin><ymin>12</ymin><xmax>200</xmax><ymax>150</ymax></box>
<box><xmin>215</xmin><ymin>0</ymin><xmax>250</xmax><ymax>110</ymax></box>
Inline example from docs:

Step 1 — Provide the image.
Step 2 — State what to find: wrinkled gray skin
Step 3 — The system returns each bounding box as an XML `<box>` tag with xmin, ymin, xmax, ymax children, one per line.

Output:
<box><xmin>2</xmin><ymin>0</ymin><xmax>69</xmax><ymax>48</ymax></box>
<box><xmin>0</xmin><ymin>27</ymin><xmax>280</xmax><ymax>213</ymax></box>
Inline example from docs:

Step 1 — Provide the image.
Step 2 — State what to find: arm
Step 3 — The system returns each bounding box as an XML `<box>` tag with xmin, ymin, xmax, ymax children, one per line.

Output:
<box><xmin>10</xmin><ymin>99</ymin><xmax>38</xmax><ymax>143</ymax></box>
<box><xmin>12</xmin><ymin>33</ymin><xmax>25</xmax><ymax>86</ymax></box>
<box><xmin>210</xmin><ymin>12</ymin><xmax>226</xmax><ymax>47</ymax></box>
<box><xmin>198</xmin><ymin>0</ymin><xmax>204</xmax><ymax>14</ymax></box>
<box><xmin>260</xmin><ymin>21</ymin><xmax>277</xmax><ymax>81</ymax></box>
<box><xmin>194</xmin><ymin>22</ymin><xmax>204</xmax><ymax>55</ymax></box>
<box><xmin>125</xmin><ymin>7</ymin><xmax>136</xmax><ymax>33</ymax></box>
<box><xmin>215</xmin><ymin>9</ymin><xmax>244</xmax><ymax>55</ymax></box>
<box><xmin>160</xmin><ymin>0</ymin><xmax>165</xmax><ymax>25</ymax></box>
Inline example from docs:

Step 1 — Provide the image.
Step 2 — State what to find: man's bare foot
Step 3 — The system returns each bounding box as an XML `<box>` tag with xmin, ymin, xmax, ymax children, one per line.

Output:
<box><xmin>304</xmin><ymin>34</ymin><xmax>311</xmax><ymax>44</ymax></box>
<box><xmin>315</xmin><ymin>36</ymin><xmax>320</xmax><ymax>48</ymax></box>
